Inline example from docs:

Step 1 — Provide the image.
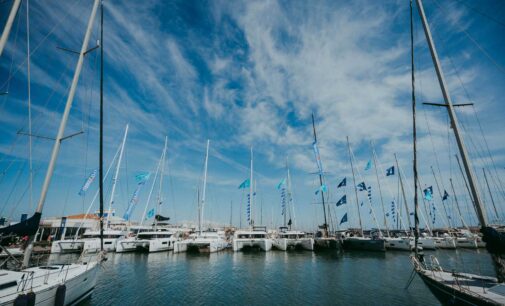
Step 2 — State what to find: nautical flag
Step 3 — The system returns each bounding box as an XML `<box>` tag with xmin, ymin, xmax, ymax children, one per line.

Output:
<box><xmin>360</xmin><ymin>201</ymin><xmax>364</xmax><ymax>207</ymax></box>
<box><xmin>135</xmin><ymin>172</ymin><xmax>151</xmax><ymax>184</ymax></box>
<box><xmin>337</xmin><ymin>177</ymin><xmax>346</xmax><ymax>188</ymax></box>
<box><xmin>410</xmin><ymin>212</ymin><xmax>414</xmax><ymax>216</ymax></box>
<box><xmin>123</xmin><ymin>178</ymin><xmax>148</xmax><ymax>220</ymax></box>
<box><xmin>246</xmin><ymin>193</ymin><xmax>252</xmax><ymax>221</ymax></box>
<box><xmin>442</xmin><ymin>190</ymin><xmax>449</xmax><ymax>201</ymax></box>
<box><xmin>367</xmin><ymin>186</ymin><xmax>372</xmax><ymax>201</ymax></box>
<box><xmin>288</xmin><ymin>219</ymin><xmax>292</xmax><ymax>226</ymax></box>
<box><xmin>78</xmin><ymin>169</ymin><xmax>97</xmax><ymax>196</ymax></box>
<box><xmin>340</xmin><ymin>213</ymin><xmax>348</xmax><ymax>225</ymax></box>
<box><xmin>238</xmin><ymin>179</ymin><xmax>250</xmax><ymax>189</ymax></box>
<box><xmin>364</xmin><ymin>160</ymin><xmax>372</xmax><ymax>171</ymax></box>
<box><xmin>423</xmin><ymin>186</ymin><xmax>433</xmax><ymax>201</ymax></box>
<box><xmin>336</xmin><ymin>195</ymin><xmax>346</xmax><ymax>206</ymax></box>
<box><xmin>315</xmin><ymin>184</ymin><xmax>328</xmax><ymax>195</ymax></box>
<box><xmin>386</xmin><ymin>166</ymin><xmax>395</xmax><ymax>176</ymax></box>
<box><xmin>146</xmin><ymin>208</ymin><xmax>155</xmax><ymax>219</ymax></box>
<box><xmin>357</xmin><ymin>182</ymin><xmax>366</xmax><ymax>191</ymax></box>
<box><xmin>312</xmin><ymin>141</ymin><xmax>324</xmax><ymax>175</ymax></box>
<box><xmin>277</xmin><ymin>178</ymin><xmax>286</xmax><ymax>190</ymax></box>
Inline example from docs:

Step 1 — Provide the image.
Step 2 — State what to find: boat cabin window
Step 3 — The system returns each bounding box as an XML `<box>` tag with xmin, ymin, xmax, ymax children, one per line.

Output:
<box><xmin>237</xmin><ymin>233</ymin><xmax>266</xmax><ymax>239</ymax></box>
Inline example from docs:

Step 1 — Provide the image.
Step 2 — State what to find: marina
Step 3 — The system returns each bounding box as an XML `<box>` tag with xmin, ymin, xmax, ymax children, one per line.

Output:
<box><xmin>1</xmin><ymin>0</ymin><xmax>504</xmax><ymax>305</ymax></box>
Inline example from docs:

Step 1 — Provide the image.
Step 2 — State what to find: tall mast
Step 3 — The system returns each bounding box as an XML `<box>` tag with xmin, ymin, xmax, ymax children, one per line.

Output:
<box><xmin>22</xmin><ymin>0</ymin><xmax>100</xmax><ymax>268</ymax></box>
<box><xmin>371</xmin><ymin>142</ymin><xmax>389</xmax><ymax>237</ymax></box>
<box><xmin>155</xmin><ymin>136</ymin><xmax>168</xmax><ymax>230</ymax></box>
<box><xmin>99</xmin><ymin>0</ymin><xmax>104</xmax><ymax>251</ymax></box>
<box><xmin>26</xmin><ymin>0</ymin><xmax>33</xmax><ymax>213</ymax></box>
<box><xmin>416</xmin><ymin>0</ymin><xmax>487</xmax><ymax>227</ymax></box>
<box><xmin>411</xmin><ymin>0</ymin><xmax>420</xmax><ymax>255</ymax></box>
<box><xmin>395</xmin><ymin>154</ymin><xmax>412</xmax><ymax>232</ymax></box>
<box><xmin>286</xmin><ymin>157</ymin><xmax>295</xmax><ymax>229</ymax></box>
<box><xmin>450</xmin><ymin>178</ymin><xmax>468</xmax><ymax>228</ymax></box>
<box><xmin>200</xmin><ymin>139</ymin><xmax>210</xmax><ymax>235</ymax></box>
<box><xmin>312</xmin><ymin>114</ymin><xmax>328</xmax><ymax>237</ymax></box>
<box><xmin>0</xmin><ymin>0</ymin><xmax>21</xmax><ymax>56</ymax></box>
<box><xmin>106</xmin><ymin>124</ymin><xmax>128</xmax><ymax>226</ymax></box>
<box><xmin>140</xmin><ymin>151</ymin><xmax>161</xmax><ymax>225</ymax></box>
<box><xmin>249</xmin><ymin>146</ymin><xmax>254</xmax><ymax>228</ymax></box>
<box><xmin>346</xmin><ymin>136</ymin><xmax>364</xmax><ymax>237</ymax></box>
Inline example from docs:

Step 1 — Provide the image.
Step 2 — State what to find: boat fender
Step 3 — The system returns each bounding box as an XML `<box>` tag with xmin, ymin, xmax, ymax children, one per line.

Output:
<box><xmin>14</xmin><ymin>292</ymin><xmax>35</xmax><ymax>306</ymax></box>
<box><xmin>55</xmin><ymin>284</ymin><xmax>66</xmax><ymax>306</ymax></box>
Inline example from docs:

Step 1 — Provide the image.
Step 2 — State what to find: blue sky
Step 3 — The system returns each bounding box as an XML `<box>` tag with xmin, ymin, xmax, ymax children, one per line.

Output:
<box><xmin>1</xmin><ymin>0</ymin><xmax>504</xmax><ymax>231</ymax></box>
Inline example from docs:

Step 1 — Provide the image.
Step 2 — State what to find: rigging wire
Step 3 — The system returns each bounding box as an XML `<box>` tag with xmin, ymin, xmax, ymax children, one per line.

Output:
<box><xmin>452</xmin><ymin>0</ymin><xmax>505</xmax><ymax>29</ymax></box>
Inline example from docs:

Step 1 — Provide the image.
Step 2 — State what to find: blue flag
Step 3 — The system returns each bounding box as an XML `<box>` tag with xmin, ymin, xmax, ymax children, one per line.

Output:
<box><xmin>364</xmin><ymin>160</ymin><xmax>372</xmax><ymax>171</ymax></box>
<box><xmin>423</xmin><ymin>186</ymin><xmax>433</xmax><ymax>201</ymax></box>
<box><xmin>135</xmin><ymin>172</ymin><xmax>151</xmax><ymax>184</ymax></box>
<box><xmin>339</xmin><ymin>213</ymin><xmax>348</xmax><ymax>225</ymax></box>
<box><xmin>442</xmin><ymin>190</ymin><xmax>449</xmax><ymax>201</ymax></box>
<box><xmin>238</xmin><ymin>179</ymin><xmax>250</xmax><ymax>189</ymax></box>
<box><xmin>78</xmin><ymin>169</ymin><xmax>97</xmax><ymax>196</ymax></box>
<box><xmin>146</xmin><ymin>208</ymin><xmax>155</xmax><ymax>220</ymax></box>
<box><xmin>315</xmin><ymin>184</ymin><xmax>328</xmax><ymax>195</ymax></box>
<box><xmin>386</xmin><ymin>166</ymin><xmax>395</xmax><ymax>176</ymax></box>
<box><xmin>357</xmin><ymin>182</ymin><xmax>366</xmax><ymax>191</ymax></box>
<box><xmin>277</xmin><ymin>178</ymin><xmax>286</xmax><ymax>190</ymax></box>
<box><xmin>123</xmin><ymin>178</ymin><xmax>148</xmax><ymax>220</ymax></box>
<box><xmin>312</xmin><ymin>141</ymin><xmax>324</xmax><ymax>175</ymax></box>
<box><xmin>337</xmin><ymin>177</ymin><xmax>346</xmax><ymax>188</ymax></box>
<box><xmin>336</xmin><ymin>195</ymin><xmax>346</xmax><ymax>206</ymax></box>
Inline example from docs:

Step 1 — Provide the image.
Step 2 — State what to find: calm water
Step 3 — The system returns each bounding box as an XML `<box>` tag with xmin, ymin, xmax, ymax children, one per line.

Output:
<box><xmin>51</xmin><ymin>249</ymin><xmax>495</xmax><ymax>305</ymax></box>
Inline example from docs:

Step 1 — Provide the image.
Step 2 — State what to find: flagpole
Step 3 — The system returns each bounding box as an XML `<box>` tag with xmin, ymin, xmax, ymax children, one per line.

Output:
<box><xmin>106</xmin><ymin>124</ymin><xmax>128</xmax><ymax>227</ymax></box>
<box><xmin>156</xmin><ymin>137</ymin><xmax>168</xmax><ymax>231</ymax></box>
<box><xmin>347</xmin><ymin>136</ymin><xmax>363</xmax><ymax>237</ymax></box>
<box><xmin>312</xmin><ymin>113</ymin><xmax>328</xmax><ymax>238</ymax></box>
<box><xmin>200</xmin><ymin>139</ymin><xmax>210</xmax><ymax>235</ymax></box>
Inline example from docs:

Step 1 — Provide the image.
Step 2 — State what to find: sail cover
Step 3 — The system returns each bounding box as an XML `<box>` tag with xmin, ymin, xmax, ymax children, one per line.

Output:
<box><xmin>0</xmin><ymin>212</ymin><xmax>41</xmax><ymax>237</ymax></box>
<box><xmin>155</xmin><ymin>214</ymin><xmax>170</xmax><ymax>221</ymax></box>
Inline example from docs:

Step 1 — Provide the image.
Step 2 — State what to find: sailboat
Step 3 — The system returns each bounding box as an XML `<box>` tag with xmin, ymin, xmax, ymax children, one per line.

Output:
<box><xmin>343</xmin><ymin>137</ymin><xmax>386</xmax><ymax>252</ymax></box>
<box><xmin>0</xmin><ymin>0</ymin><xmax>103</xmax><ymax>303</ymax></box>
<box><xmin>310</xmin><ymin>115</ymin><xmax>342</xmax><ymax>251</ymax></box>
<box><xmin>81</xmin><ymin>125</ymin><xmax>130</xmax><ymax>253</ymax></box>
<box><xmin>174</xmin><ymin>140</ymin><xmax>228</xmax><ymax>253</ymax></box>
<box><xmin>409</xmin><ymin>0</ymin><xmax>505</xmax><ymax>304</ymax></box>
<box><xmin>272</xmin><ymin>159</ymin><xmax>313</xmax><ymax>251</ymax></box>
<box><xmin>133</xmin><ymin>137</ymin><xmax>178</xmax><ymax>253</ymax></box>
<box><xmin>233</xmin><ymin>147</ymin><xmax>272</xmax><ymax>252</ymax></box>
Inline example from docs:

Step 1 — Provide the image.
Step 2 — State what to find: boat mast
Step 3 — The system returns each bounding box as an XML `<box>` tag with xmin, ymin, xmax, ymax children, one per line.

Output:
<box><xmin>410</xmin><ymin>0</ymin><xmax>420</xmax><ymax>255</ymax></box>
<box><xmin>416</xmin><ymin>0</ymin><xmax>487</xmax><ymax>227</ymax></box>
<box><xmin>249</xmin><ymin>146</ymin><xmax>254</xmax><ymax>228</ymax></box>
<box><xmin>200</xmin><ymin>139</ymin><xmax>210</xmax><ymax>235</ymax></box>
<box><xmin>312</xmin><ymin>114</ymin><xmax>328</xmax><ymax>238</ymax></box>
<box><xmin>0</xmin><ymin>0</ymin><xmax>21</xmax><ymax>56</ymax></box>
<box><xmin>99</xmin><ymin>0</ymin><xmax>104</xmax><ymax>251</ymax></box>
<box><xmin>371</xmin><ymin>141</ymin><xmax>389</xmax><ymax>237</ymax></box>
<box><xmin>449</xmin><ymin>178</ymin><xmax>468</xmax><ymax>229</ymax></box>
<box><xmin>431</xmin><ymin>166</ymin><xmax>452</xmax><ymax>228</ymax></box>
<box><xmin>394</xmin><ymin>154</ymin><xmax>412</xmax><ymax>233</ymax></box>
<box><xmin>155</xmin><ymin>136</ymin><xmax>168</xmax><ymax>230</ymax></box>
<box><xmin>286</xmin><ymin>157</ymin><xmax>295</xmax><ymax>229</ymax></box>
<box><xmin>22</xmin><ymin>0</ymin><xmax>100</xmax><ymax>268</ymax></box>
<box><xmin>106</xmin><ymin>124</ymin><xmax>129</xmax><ymax>227</ymax></box>
<box><xmin>346</xmin><ymin>136</ymin><xmax>364</xmax><ymax>237</ymax></box>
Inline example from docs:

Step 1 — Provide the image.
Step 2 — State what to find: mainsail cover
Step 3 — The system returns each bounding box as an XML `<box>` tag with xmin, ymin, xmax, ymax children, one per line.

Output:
<box><xmin>0</xmin><ymin>212</ymin><xmax>41</xmax><ymax>237</ymax></box>
<box><xmin>155</xmin><ymin>214</ymin><xmax>170</xmax><ymax>221</ymax></box>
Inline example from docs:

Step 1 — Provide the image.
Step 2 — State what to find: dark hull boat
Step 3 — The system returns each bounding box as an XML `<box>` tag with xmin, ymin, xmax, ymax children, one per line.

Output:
<box><xmin>313</xmin><ymin>237</ymin><xmax>343</xmax><ymax>252</ymax></box>
<box><xmin>412</xmin><ymin>256</ymin><xmax>504</xmax><ymax>306</ymax></box>
<box><xmin>343</xmin><ymin>237</ymin><xmax>386</xmax><ymax>252</ymax></box>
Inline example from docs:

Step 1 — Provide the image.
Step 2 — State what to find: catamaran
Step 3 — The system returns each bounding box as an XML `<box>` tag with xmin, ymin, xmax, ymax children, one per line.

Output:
<box><xmin>174</xmin><ymin>140</ymin><xmax>228</xmax><ymax>253</ymax></box>
<box><xmin>233</xmin><ymin>148</ymin><xmax>272</xmax><ymax>252</ymax></box>
<box><xmin>0</xmin><ymin>0</ymin><xmax>104</xmax><ymax>303</ymax></box>
<box><xmin>271</xmin><ymin>159</ymin><xmax>313</xmax><ymax>251</ymax></box>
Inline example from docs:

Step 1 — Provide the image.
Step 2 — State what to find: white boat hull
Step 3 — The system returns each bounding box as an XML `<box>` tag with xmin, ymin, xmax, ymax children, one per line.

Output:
<box><xmin>272</xmin><ymin>238</ymin><xmax>314</xmax><ymax>251</ymax></box>
<box><xmin>434</xmin><ymin>237</ymin><xmax>456</xmax><ymax>249</ymax></box>
<box><xmin>456</xmin><ymin>237</ymin><xmax>478</xmax><ymax>249</ymax></box>
<box><xmin>233</xmin><ymin>238</ymin><xmax>272</xmax><ymax>252</ymax></box>
<box><xmin>50</xmin><ymin>240</ymin><xmax>84</xmax><ymax>254</ymax></box>
<box><xmin>384</xmin><ymin>237</ymin><xmax>420</xmax><ymax>251</ymax></box>
<box><xmin>0</xmin><ymin>262</ymin><xmax>99</xmax><ymax>305</ymax></box>
<box><xmin>173</xmin><ymin>240</ymin><xmax>228</xmax><ymax>253</ymax></box>
<box><xmin>418</xmin><ymin>237</ymin><xmax>436</xmax><ymax>250</ymax></box>
<box><xmin>115</xmin><ymin>238</ymin><xmax>138</xmax><ymax>253</ymax></box>
<box><xmin>136</xmin><ymin>238</ymin><xmax>175</xmax><ymax>252</ymax></box>
<box><xmin>82</xmin><ymin>238</ymin><xmax>118</xmax><ymax>253</ymax></box>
